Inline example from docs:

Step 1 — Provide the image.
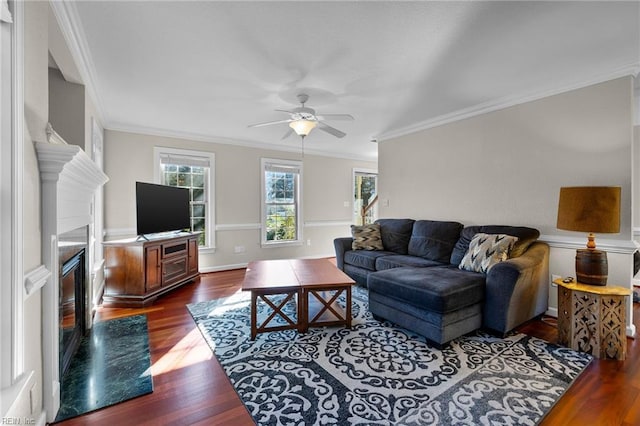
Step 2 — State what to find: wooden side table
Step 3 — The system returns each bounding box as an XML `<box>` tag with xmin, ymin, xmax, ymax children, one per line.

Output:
<box><xmin>555</xmin><ymin>278</ymin><xmax>631</xmax><ymax>360</ymax></box>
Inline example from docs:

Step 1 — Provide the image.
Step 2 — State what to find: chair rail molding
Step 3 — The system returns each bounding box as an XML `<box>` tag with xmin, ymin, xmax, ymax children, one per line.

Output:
<box><xmin>23</xmin><ymin>264</ymin><xmax>50</xmax><ymax>300</ymax></box>
<box><xmin>539</xmin><ymin>234</ymin><xmax>638</xmax><ymax>254</ymax></box>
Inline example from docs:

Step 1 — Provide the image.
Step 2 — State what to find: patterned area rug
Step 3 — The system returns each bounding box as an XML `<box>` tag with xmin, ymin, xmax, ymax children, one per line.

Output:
<box><xmin>188</xmin><ymin>287</ymin><xmax>591</xmax><ymax>425</ymax></box>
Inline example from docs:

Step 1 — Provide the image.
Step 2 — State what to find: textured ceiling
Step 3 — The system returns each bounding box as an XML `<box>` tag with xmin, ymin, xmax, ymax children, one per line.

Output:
<box><xmin>61</xmin><ymin>1</ymin><xmax>639</xmax><ymax>160</ymax></box>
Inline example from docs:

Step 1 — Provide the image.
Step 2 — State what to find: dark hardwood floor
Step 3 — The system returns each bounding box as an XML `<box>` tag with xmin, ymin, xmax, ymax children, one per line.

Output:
<box><xmin>56</xmin><ymin>269</ymin><xmax>640</xmax><ymax>425</ymax></box>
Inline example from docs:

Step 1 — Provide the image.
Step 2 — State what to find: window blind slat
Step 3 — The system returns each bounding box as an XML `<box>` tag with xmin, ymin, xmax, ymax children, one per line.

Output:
<box><xmin>265</xmin><ymin>164</ymin><xmax>300</xmax><ymax>174</ymax></box>
<box><xmin>160</xmin><ymin>154</ymin><xmax>210</xmax><ymax>168</ymax></box>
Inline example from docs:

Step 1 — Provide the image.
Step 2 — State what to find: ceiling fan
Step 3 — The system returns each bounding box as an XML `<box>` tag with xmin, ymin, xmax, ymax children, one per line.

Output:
<box><xmin>248</xmin><ymin>93</ymin><xmax>354</xmax><ymax>139</ymax></box>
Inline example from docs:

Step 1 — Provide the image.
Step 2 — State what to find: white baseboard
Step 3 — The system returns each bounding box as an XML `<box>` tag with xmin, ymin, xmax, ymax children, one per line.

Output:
<box><xmin>545</xmin><ymin>307</ymin><xmax>558</xmax><ymax>318</ymax></box>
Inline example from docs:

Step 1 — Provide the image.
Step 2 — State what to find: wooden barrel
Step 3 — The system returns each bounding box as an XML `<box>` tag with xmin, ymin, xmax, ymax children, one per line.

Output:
<box><xmin>575</xmin><ymin>249</ymin><xmax>608</xmax><ymax>285</ymax></box>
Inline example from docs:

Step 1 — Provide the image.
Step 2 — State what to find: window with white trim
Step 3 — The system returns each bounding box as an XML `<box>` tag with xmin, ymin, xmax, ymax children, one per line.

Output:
<box><xmin>154</xmin><ymin>147</ymin><xmax>215</xmax><ymax>248</ymax></box>
<box><xmin>261</xmin><ymin>158</ymin><xmax>303</xmax><ymax>246</ymax></box>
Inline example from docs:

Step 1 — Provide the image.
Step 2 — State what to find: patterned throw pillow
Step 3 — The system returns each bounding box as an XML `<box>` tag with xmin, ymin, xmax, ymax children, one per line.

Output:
<box><xmin>459</xmin><ymin>233</ymin><xmax>519</xmax><ymax>273</ymax></box>
<box><xmin>351</xmin><ymin>223</ymin><xmax>384</xmax><ymax>250</ymax></box>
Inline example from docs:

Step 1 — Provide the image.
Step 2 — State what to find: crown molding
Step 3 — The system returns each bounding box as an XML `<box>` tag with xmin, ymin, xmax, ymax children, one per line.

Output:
<box><xmin>106</xmin><ymin>123</ymin><xmax>377</xmax><ymax>162</ymax></box>
<box><xmin>376</xmin><ymin>63</ymin><xmax>640</xmax><ymax>142</ymax></box>
<box><xmin>49</xmin><ymin>0</ymin><xmax>107</xmax><ymax>124</ymax></box>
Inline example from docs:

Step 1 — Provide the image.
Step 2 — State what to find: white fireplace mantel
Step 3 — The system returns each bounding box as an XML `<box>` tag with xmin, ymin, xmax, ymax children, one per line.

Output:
<box><xmin>35</xmin><ymin>141</ymin><xmax>108</xmax><ymax>422</ymax></box>
<box><xmin>35</xmin><ymin>141</ymin><xmax>108</xmax><ymax>234</ymax></box>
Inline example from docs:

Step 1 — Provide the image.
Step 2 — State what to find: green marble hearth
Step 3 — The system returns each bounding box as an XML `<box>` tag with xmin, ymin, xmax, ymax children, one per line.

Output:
<box><xmin>55</xmin><ymin>315</ymin><xmax>153</xmax><ymax>422</ymax></box>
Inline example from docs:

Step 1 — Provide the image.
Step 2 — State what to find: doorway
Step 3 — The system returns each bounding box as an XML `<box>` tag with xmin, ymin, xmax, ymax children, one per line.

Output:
<box><xmin>353</xmin><ymin>169</ymin><xmax>378</xmax><ymax>225</ymax></box>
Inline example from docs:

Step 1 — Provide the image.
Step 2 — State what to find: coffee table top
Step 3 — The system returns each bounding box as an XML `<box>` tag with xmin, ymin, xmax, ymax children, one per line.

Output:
<box><xmin>241</xmin><ymin>258</ymin><xmax>355</xmax><ymax>291</ymax></box>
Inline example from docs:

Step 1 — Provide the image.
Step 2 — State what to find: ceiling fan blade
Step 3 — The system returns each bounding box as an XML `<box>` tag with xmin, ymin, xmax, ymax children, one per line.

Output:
<box><xmin>275</xmin><ymin>109</ymin><xmax>295</xmax><ymax>114</ymax></box>
<box><xmin>248</xmin><ymin>119</ymin><xmax>292</xmax><ymax>128</ymax></box>
<box><xmin>317</xmin><ymin>122</ymin><xmax>346</xmax><ymax>138</ymax></box>
<box><xmin>281</xmin><ymin>128</ymin><xmax>294</xmax><ymax>140</ymax></box>
<box><xmin>316</xmin><ymin>113</ymin><xmax>354</xmax><ymax>121</ymax></box>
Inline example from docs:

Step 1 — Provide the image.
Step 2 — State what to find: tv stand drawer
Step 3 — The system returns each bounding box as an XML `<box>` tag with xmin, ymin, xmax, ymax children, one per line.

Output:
<box><xmin>162</xmin><ymin>240</ymin><xmax>187</xmax><ymax>258</ymax></box>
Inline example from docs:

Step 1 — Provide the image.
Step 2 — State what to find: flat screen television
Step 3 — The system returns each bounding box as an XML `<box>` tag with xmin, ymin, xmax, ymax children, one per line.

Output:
<box><xmin>136</xmin><ymin>182</ymin><xmax>191</xmax><ymax>236</ymax></box>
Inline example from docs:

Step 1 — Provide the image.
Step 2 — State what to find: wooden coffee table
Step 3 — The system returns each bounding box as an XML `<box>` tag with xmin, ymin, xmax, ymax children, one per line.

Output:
<box><xmin>241</xmin><ymin>259</ymin><xmax>356</xmax><ymax>340</ymax></box>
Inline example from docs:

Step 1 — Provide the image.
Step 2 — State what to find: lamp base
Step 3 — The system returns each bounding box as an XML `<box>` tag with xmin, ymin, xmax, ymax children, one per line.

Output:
<box><xmin>575</xmin><ymin>249</ymin><xmax>608</xmax><ymax>286</ymax></box>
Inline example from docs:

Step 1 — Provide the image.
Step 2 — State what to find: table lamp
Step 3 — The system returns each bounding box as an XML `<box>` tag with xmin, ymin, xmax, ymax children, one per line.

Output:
<box><xmin>556</xmin><ymin>186</ymin><xmax>621</xmax><ymax>285</ymax></box>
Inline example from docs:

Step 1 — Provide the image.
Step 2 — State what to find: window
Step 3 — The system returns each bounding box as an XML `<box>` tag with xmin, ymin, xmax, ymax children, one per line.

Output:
<box><xmin>154</xmin><ymin>147</ymin><xmax>215</xmax><ymax>249</ymax></box>
<box><xmin>261</xmin><ymin>158</ymin><xmax>303</xmax><ymax>246</ymax></box>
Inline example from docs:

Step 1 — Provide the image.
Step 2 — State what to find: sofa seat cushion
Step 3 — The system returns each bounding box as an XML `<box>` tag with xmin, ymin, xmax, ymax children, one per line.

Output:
<box><xmin>375</xmin><ymin>255</ymin><xmax>443</xmax><ymax>271</ymax></box>
<box><xmin>344</xmin><ymin>250</ymin><xmax>395</xmax><ymax>271</ymax></box>
<box><xmin>368</xmin><ymin>267</ymin><xmax>485</xmax><ymax>314</ymax></box>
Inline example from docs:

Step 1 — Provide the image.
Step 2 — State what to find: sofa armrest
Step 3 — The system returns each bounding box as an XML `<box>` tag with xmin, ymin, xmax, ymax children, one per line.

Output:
<box><xmin>483</xmin><ymin>242</ymin><xmax>550</xmax><ymax>334</ymax></box>
<box><xmin>334</xmin><ymin>237</ymin><xmax>353</xmax><ymax>270</ymax></box>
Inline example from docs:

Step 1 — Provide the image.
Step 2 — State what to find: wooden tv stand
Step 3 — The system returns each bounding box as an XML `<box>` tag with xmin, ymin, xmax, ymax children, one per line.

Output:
<box><xmin>103</xmin><ymin>233</ymin><xmax>200</xmax><ymax>307</ymax></box>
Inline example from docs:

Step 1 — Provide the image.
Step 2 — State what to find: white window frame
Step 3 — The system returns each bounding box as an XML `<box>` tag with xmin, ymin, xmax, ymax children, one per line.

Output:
<box><xmin>261</xmin><ymin>158</ymin><xmax>303</xmax><ymax>247</ymax></box>
<box><xmin>1</xmin><ymin>0</ymin><xmax>25</xmax><ymax>413</ymax></box>
<box><xmin>153</xmin><ymin>146</ymin><xmax>215</xmax><ymax>252</ymax></box>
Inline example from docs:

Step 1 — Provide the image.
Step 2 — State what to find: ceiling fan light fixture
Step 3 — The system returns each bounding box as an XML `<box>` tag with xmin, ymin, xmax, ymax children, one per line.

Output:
<box><xmin>289</xmin><ymin>119</ymin><xmax>317</xmax><ymax>137</ymax></box>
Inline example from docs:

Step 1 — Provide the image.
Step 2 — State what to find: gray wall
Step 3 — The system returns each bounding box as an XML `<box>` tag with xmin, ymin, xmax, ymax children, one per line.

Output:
<box><xmin>48</xmin><ymin>67</ymin><xmax>85</xmax><ymax>147</ymax></box>
<box><xmin>103</xmin><ymin>130</ymin><xmax>377</xmax><ymax>270</ymax></box>
<box><xmin>378</xmin><ymin>77</ymin><xmax>633</xmax><ymax>238</ymax></box>
<box><xmin>378</xmin><ymin>76</ymin><xmax>636</xmax><ymax>331</ymax></box>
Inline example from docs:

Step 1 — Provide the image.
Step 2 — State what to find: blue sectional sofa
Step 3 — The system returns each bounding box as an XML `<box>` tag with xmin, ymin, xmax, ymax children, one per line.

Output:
<box><xmin>334</xmin><ymin>219</ymin><xmax>549</xmax><ymax>346</ymax></box>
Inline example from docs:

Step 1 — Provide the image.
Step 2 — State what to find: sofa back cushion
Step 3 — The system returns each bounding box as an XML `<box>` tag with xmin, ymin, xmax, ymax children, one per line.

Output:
<box><xmin>450</xmin><ymin>225</ymin><xmax>540</xmax><ymax>265</ymax></box>
<box><xmin>375</xmin><ymin>219</ymin><xmax>415</xmax><ymax>254</ymax></box>
<box><xmin>408</xmin><ymin>220</ymin><xmax>464</xmax><ymax>263</ymax></box>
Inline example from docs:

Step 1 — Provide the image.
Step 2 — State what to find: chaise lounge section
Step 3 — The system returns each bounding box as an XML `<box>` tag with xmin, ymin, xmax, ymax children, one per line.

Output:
<box><xmin>334</xmin><ymin>219</ymin><xmax>549</xmax><ymax>346</ymax></box>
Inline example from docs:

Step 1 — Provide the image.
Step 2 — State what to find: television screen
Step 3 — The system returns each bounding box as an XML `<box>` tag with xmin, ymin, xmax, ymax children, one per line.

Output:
<box><xmin>136</xmin><ymin>182</ymin><xmax>191</xmax><ymax>236</ymax></box>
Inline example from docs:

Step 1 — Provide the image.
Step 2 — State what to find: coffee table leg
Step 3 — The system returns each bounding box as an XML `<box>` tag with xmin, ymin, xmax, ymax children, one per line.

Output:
<box><xmin>299</xmin><ymin>288</ymin><xmax>308</xmax><ymax>333</ymax></box>
<box><xmin>250</xmin><ymin>291</ymin><xmax>257</xmax><ymax>340</ymax></box>
<box><xmin>346</xmin><ymin>286</ymin><xmax>352</xmax><ymax>328</ymax></box>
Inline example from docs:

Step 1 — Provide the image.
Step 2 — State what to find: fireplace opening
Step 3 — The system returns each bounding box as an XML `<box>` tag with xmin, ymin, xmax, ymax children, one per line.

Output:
<box><xmin>59</xmin><ymin>229</ymin><xmax>88</xmax><ymax>377</ymax></box>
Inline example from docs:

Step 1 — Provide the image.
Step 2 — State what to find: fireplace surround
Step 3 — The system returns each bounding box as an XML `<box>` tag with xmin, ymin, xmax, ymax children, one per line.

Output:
<box><xmin>35</xmin><ymin>141</ymin><xmax>108</xmax><ymax>422</ymax></box>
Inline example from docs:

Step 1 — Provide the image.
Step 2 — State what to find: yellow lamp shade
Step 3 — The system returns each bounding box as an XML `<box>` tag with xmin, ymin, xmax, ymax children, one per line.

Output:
<box><xmin>557</xmin><ymin>186</ymin><xmax>621</xmax><ymax>234</ymax></box>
